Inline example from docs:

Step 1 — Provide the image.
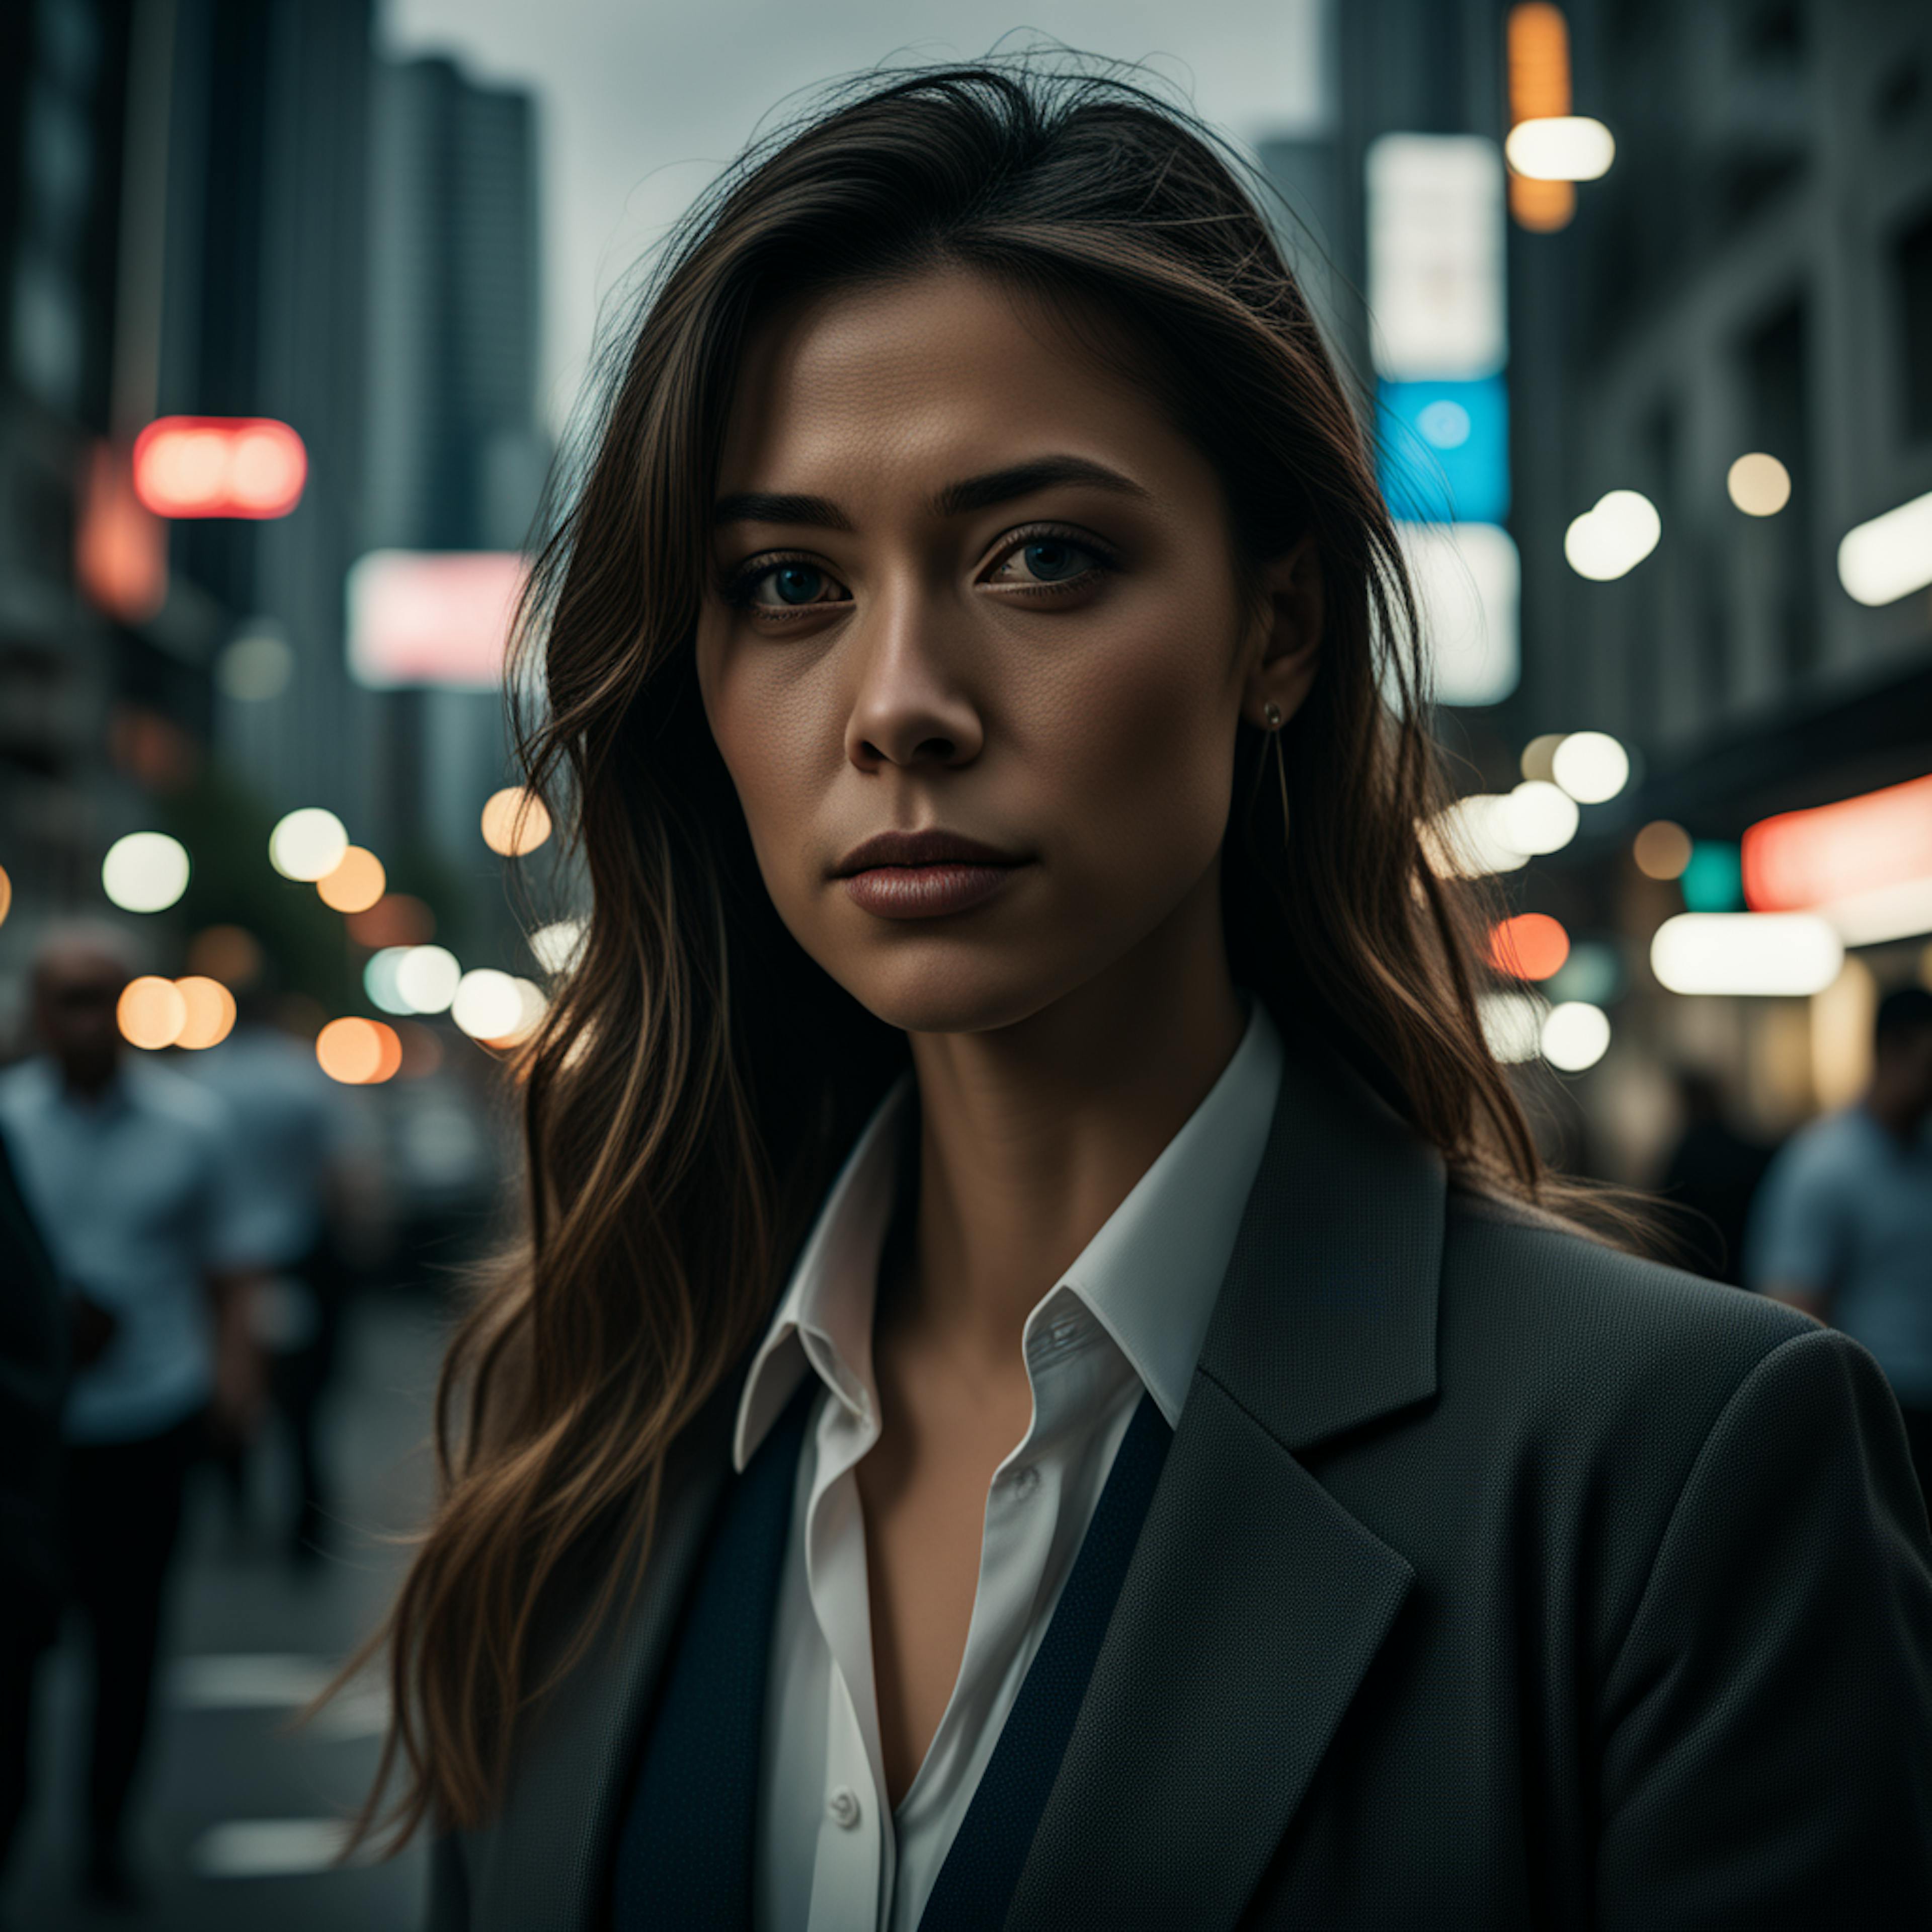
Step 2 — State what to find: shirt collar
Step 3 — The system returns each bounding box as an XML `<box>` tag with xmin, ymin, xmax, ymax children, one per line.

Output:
<box><xmin>1051</xmin><ymin>997</ymin><xmax>1282</xmax><ymax>1427</ymax></box>
<box><xmin>731</xmin><ymin>1076</ymin><xmax>913</xmax><ymax>1470</ymax></box>
<box><xmin>732</xmin><ymin>997</ymin><xmax>1285</xmax><ymax>1471</ymax></box>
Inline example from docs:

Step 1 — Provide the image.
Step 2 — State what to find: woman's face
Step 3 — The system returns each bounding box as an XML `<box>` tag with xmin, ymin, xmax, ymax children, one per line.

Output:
<box><xmin>694</xmin><ymin>267</ymin><xmax>1317</xmax><ymax>1036</ymax></box>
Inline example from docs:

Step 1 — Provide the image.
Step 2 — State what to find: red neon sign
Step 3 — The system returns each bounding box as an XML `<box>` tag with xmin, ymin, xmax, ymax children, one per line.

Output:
<box><xmin>132</xmin><ymin>416</ymin><xmax>307</xmax><ymax>519</ymax></box>
<box><xmin>1742</xmin><ymin>772</ymin><xmax>1932</xmax><ymax>911</ymax></box>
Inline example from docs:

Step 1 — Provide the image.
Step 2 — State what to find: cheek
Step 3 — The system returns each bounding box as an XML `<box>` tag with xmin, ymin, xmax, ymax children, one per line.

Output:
<box><xmin>699</xmin><ymin>630</ymin><xmax>837</xmax><ymax>900</ymax></box>
<box><xmin>1029</xmin><ymin>593</ymin><xmax>1241</xmax><ymax>902</ymax></box>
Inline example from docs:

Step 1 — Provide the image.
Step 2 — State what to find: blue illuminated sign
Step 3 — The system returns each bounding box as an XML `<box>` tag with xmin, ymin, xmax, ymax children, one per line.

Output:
<box><xmin>1376</xmin><ymin>376</ymin><xmax>1510</xmax><ymax>525</ymax></box>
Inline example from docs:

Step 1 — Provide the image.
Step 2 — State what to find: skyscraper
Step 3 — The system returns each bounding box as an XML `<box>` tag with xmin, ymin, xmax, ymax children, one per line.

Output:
<box><xmin>361</xmin><ymin>53</ymin><xmax>546</xmax><ymax>960</ymax></box>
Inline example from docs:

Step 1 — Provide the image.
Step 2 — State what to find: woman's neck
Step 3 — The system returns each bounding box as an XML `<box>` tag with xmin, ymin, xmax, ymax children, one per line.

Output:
<box><xmin>889</xmin><ymin>871</ymin><xmax>1246</xmax><ymax>1378</ymax></box>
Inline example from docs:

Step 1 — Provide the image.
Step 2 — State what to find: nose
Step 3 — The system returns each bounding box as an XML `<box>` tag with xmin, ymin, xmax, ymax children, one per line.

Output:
<box><xmin>843</xmin><ymin>580</ymin><xmax>984</xmax><ymax>773</ymax></box>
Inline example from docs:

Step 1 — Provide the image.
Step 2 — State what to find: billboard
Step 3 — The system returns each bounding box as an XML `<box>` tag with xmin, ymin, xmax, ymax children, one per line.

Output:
<box><xmin>346</xmin><ymin>550</ymin><xmax>528</xmax><ymax>690</ymax></box>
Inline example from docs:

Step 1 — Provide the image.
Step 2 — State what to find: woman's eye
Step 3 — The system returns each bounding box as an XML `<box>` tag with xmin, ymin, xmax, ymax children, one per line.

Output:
<box><xmin>732</xmin><ymin>561</ymin><xmax>846</xmax><ymax>611</ymax></box>
<box><xmin>766</xmin><ymin>563</ymin><xmax>833</xmax><ymax>605</ymax></box>
<box><xmin>987</xmin><ymin>534</ymin><xmax>1106</xmax><ymax>588</ymax></box>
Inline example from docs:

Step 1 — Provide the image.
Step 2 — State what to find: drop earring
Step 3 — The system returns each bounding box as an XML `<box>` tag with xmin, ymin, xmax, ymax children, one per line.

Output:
<box><xmin>1262</xmin><ymin>702</ymin><xmax>1290</xmax><ymax>840</ymax></box>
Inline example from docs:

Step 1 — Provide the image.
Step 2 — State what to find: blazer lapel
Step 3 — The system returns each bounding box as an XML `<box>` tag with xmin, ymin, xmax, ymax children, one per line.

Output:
<box><xmin>466</xmin><ymin>1375</ymin><xmax>740</xmax><ymax>1932</ymax></box>
<box><xmin>1006</xmin><ymin>1035</ymin><xmax>1444</xmax><ymax>1931</ymax></box>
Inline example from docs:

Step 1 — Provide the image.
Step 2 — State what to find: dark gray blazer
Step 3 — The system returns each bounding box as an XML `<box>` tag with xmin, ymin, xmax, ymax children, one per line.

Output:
<box><xmin>431</xmin><ymin>1042</ymin><xmax>1932</xmax><ymax>1930</ymax></box>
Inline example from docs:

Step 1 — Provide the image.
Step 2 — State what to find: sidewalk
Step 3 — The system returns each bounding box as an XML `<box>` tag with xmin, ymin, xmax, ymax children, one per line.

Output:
<box><xmin>4</xmin><ymin>1292</ymin><xmax>447</xmax><ymax>1930</ymax></box>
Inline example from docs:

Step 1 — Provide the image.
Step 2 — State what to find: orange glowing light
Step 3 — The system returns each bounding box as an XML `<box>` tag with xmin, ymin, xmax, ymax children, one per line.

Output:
<box><xmin>1507</xmin><ymin>5</ymin><xmax>1576</xmax><ymax>230</ymax></box>
<box><xmin>1508</xmin><ymin>4</ymin><xmax>1571</xmax><ymax>122</ymax></box>
<box><xmin>118</xmin><ymin>976</ymin><xmax>187</xmax><ymax>1050</ymax></box>
<box><xmin>132</xmin><ymin>416</ymin><xmax>307</xmax><ymax>519</ymax></box>
<box><xmin>480</xmin><ymin>786</ymin><xmax>552</xmax><ymax>857</ymax></box>
<box><xmin>366</xmin><ymin>1021</ymin><xmax>404</xmax><ymax>1084</ymax></box>
<box><xmin>1743</xmin><ymin>773</ymin><xmax>1932</xmax><ymax>912</ymax></box>
<box><xmin>173</xmin><ymin>976</ymin><xmax>237</xmax><ymax>1050</ymax></box>
<box><xmin>316</xmin><ymin>1016</ymin><xmax>384</xmax><ymax>1084</ymax></box>
<box><xmin>1488</xmin><ymin>913</ymin><xmax>1571</xmax><ymax>982</ymax></box>
<box><xmin>0</xmin><ymin>863</ymin><xmax>11</xmax><ymax>929</ymax></box>
<box><xmin>1509</xmin><ymin>176</ymin><xmax>1575</xmax><ymax>230</ymax></box>
<box><xmin>76</xmin><ymin>442</ymin><xmax>168</xmax><ymax>621</ymax></box>
<box><xmin>316</xmin><ymin>846</ymin><xmax>387</xmax><ymax>914</ymax></box>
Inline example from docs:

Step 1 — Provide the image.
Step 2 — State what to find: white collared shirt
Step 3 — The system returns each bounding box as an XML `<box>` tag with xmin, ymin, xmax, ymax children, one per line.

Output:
<box><xmin>734</xmin><ymin>998</ymin><xmax>1284</xmax><ymax>1932</ymax></box>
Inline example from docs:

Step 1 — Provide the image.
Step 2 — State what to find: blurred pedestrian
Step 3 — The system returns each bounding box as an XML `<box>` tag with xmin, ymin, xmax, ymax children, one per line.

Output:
<box><xmin>1657</xmin><ymin>1068</ymin><xmax>1773</xmax><ymax>1284</ymax></box>
<box><xmin>0</xmin><ymin>923</ymin><xmax>266</xmax><ymax>1906</ymax></box>
<box><xmin>1747</xmin><ymin>986</ymin><xmax>1932</xmax><ymax>1489</ymax></box>
<box><xmin>183</xmin><ymin>994</ymin><xmax>377</xmax><ymax>1564</ymax></box>
<box><xmin>0</xmin><ymin>1130</ymin><xmax>67</xmax><ymax>1896</ymax></box>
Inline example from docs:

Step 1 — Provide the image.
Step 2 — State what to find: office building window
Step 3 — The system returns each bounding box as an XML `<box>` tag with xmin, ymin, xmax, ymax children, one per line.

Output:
<box><xmin>1744</xmin><ymin>296</ymin><xmax>1814</xmax><ymax>677</ymax></box>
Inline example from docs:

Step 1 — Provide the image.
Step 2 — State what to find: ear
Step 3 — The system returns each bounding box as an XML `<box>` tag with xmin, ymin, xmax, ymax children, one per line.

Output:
<box><xmin>1240</xmin><ymin>532</ymin><xmax>1323</xmax><ymax>732</ymax></box>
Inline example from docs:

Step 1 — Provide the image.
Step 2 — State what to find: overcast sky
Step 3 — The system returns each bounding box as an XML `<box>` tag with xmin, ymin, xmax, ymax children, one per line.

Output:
<box><xmin>382</xmin><ymin>0</ymin><xmax>1328</xmax><ymax>435</ymax></box>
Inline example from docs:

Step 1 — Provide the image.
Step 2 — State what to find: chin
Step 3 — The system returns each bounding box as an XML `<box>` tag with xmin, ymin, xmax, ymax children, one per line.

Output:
<box><xmin>827</xmin><ymin>939</ymin><xmax>1098</xmax><ymax>1038</ymax></box>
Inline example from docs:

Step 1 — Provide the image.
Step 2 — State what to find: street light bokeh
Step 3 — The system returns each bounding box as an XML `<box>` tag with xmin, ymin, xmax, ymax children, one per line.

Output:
<box><xmin>269</xmin><ymin>809</ymin><xmax>350</xmax><ymax>883</ymax></box>
<box><xmin>102</xmin><ymin>832</ymin><xmax>191</xmax><ymax>913</ymax></box>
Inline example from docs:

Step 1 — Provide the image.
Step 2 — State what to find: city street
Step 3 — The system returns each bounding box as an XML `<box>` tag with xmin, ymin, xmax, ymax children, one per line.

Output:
<box><xmin>3</xmin><ymin>1292</ymin><xmax>445</xmax><ymax>1931</ymax></box>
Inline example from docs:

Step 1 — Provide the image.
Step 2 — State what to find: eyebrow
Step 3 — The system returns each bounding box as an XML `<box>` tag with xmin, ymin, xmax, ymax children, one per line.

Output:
<box><xmin>711</xmin><ymin>454</ymin><xmax>1152</xmax><ymax>531</ymax></box>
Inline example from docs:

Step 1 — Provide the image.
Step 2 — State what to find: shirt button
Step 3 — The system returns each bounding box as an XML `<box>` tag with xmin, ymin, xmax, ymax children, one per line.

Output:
<box><xmin>1011</xmin><ymin>1465</ymin><xmax>1040</xmax><ymax>1499</ymax></box>
<box><xmin>827</xmin><ymin>1786</ymin><xmax>861</xmax><ymax>1829</ymax></box>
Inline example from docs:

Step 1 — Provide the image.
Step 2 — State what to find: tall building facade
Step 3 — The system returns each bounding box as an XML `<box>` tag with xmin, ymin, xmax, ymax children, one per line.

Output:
<box><xmin>1</xmin><ymin>0</ymin><xmax>139</xmax><ymax>986</ymax></box>
<box><xmin>1262</xmin><ymin>0</ymin><xmax>1932</xmax><ymax>1173</ymax></box>
<box><xmin>1512</xmin><ymin>0</ymin><xmax>1932</xmax><ymax>831</ymax></box>
<box><xmin>0</xmin><ymin>0</ymin><xmax>380</xmax><ymax>1008</ymax></box>
<box><xmin>170</xmin><ymin>0</ymin><xmax>380</xmax><ymax>832</ymax></box>
<box><xmin>361</xmin><ymin>53</ymin><xmax>545</xmax><ymax>960</ymax></box>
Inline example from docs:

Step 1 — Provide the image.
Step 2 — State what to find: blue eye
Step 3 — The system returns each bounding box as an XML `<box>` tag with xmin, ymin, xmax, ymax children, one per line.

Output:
<box><xmin>770</xmin><ymin>564</ymin><xmax>825</xmax><ymax>605</ymax></box>
<box><xmin>1019</xmin><ymin>539</ymin><xmax>1085</xmax><ymax>582</ymax></box>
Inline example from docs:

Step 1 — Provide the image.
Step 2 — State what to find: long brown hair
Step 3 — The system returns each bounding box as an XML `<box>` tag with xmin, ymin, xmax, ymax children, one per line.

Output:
<box><xmin>354</xmin><ymin>55</ymin><xmax>1561</xmax><ymax>1846</ymax></box>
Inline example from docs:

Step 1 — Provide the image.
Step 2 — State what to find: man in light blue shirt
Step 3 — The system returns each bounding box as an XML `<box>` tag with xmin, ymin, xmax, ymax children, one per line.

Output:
<box><xmin>184</xmin><ymin>1010</ymin><xmax>374</xmax><ymax>1561</ymax></box>
<box><xmin>1747</xmin><ymin>986</ymin><xmax>1932</xmax><ymax>1493</ymax></box>
<box><xmin>0</xmin><ymin>923</ymin><xmax>265</xmax><ymax>1904</ymax></box>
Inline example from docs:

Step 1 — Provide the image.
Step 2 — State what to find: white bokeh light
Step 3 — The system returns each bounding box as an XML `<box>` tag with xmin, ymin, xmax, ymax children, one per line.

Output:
<box><xmin>1504</xmin><ymin>115</ymin><xmax>1616</xmax><ymax>181</ymax></box>
<box><xmin>1541</xmin><ymin>1001</ymin><xmax>1611</xmax><ymax>1072</ymax></box>
<box><xmin>102</xmin><ymin>832</ymin><xmax>191</xmax><ymax>914</ymax></box>
<box><xmin>268</xmin><ymin>808</ymin><xmax>350</xmax><ymax>882</ymax></box>
<box><xmin>395</xmin><ymin>945</ymin><xmax>461</xmax><ymax>1014</ymax></box>
<box><xmin>452</xmin><ymin>968</ymin><xmax>522</xmax><ymax>1039</ymax></box>
<box><xmin>1550</xmin><ymin>732</ymin><xmax>1630</xmax><ymax>804</ymax></box>
<box><xmin>1650</xmin><ymin>914</ymin><xmax>1843</xmax><ymax>996</ymax></box>
<box><xmin>1500</xmin><ymin>781</ymin><xmax>1580</xmax><ymax>855</ymax></box>
<box><xmin>1479</xmin><ymin>990</ymin><xmax>1548</xmax><ymax>1064</ymax></box>
<box><xmin>527</xmin><ymin>918</ymin><xmax>587</xmax><ymax>977</ymax></box>
<box><xmin>1837</xmin><ymin>490</ymin><xmax>1932</xmax><ymax>607</ymax></box>
<box><xmin>507</xmin><ymin>977</ymin><xmax>548</xmax><ymax>1042</ymax></box>
<box><xmin>1565</xmin><ymin>491</ymin><xmax>1661</xmax><ymax>581</ymax></box>
<box><xmin>1422</xmin><ymin>795</ymin><xmax>1529</xmax><ymax>878</ymax></box>
<box><xmin>363</xmin><ymin>947</ymin><xmax>416</xmax><ymax>1015</ymax></box>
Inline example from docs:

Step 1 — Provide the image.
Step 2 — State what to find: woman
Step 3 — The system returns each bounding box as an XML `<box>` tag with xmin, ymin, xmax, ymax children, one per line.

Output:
<box><xmin>375</xmin><ymin>62</ymin><xmax>1932</xmax><ymax>1929</ymax></box>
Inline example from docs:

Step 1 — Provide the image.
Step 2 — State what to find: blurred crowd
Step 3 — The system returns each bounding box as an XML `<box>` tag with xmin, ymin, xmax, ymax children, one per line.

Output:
<box><xmin>0</xmin><ymin>919</ymin><xmax>505</xmax><ymax>1914</ymax></box>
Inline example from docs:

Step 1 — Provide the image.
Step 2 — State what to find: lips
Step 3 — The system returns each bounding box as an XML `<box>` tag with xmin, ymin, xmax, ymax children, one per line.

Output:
<box><xmin>834</xmin><ymin>828</ymin><xmax>1030</xmax><ymax>920</ymax></box>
